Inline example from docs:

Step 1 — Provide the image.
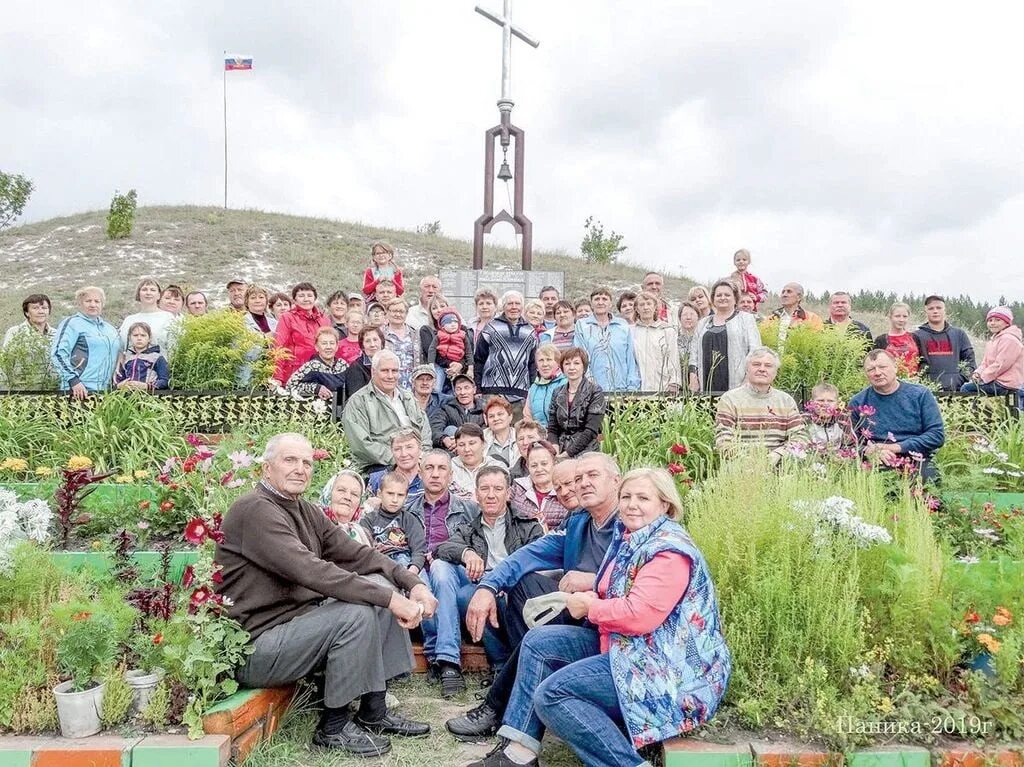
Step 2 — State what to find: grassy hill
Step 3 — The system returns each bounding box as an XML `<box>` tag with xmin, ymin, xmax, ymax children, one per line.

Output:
<box><xmin>0</xmin><ymin>206</ymin><xmax>705</xmax><ymax>325</ymax></box>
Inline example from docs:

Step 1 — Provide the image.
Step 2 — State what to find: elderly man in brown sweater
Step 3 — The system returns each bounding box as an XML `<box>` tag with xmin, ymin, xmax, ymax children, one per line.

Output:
<box><xmin>216</xmin><ymin>432</ymin><xmax>439</xmax><ymax>758</ymax></box>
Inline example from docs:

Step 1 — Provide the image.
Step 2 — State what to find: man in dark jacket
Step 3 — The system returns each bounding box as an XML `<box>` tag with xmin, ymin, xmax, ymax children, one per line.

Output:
<box><xmin>824</xmin><ymin>291</ymin><xmax>872</xmax><ymax>345</ymax></box>
<box><xmin>216</xmin><ymin>433</ymin><xmax>438</xmax><ymax>758</ymax></box>
<box><xmin>914</xmin><ymin>295</ymin><xmax>976</xmax><ymax>391</ymax></box>
<box><xmin>431</xmin><ymin>374</ymin><xmax>486</xmax><ymax>448</ymax></box>
<box><xmin>473</xmin><ymin>291</ymin><xmax>538</xmax><ymax>414</ymax></box>
<box><xmin>446</xmin><ymin>452</ymin><xmax>620</xmax><ymax>740</ymax></box>
<box><xmin>426</xmin><ymin>466</ymin><xmax>543</xmax><ymax>696</ymax></box>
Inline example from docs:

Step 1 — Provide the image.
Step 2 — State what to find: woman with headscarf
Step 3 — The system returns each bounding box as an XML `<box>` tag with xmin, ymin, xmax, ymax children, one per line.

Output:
<box><xmin>320</xmin><ymin>469</ymin><xmax>372</xmax><ymax>546</ymax></box>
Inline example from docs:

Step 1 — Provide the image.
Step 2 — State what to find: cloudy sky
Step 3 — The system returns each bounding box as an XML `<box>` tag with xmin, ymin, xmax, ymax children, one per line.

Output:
<box><xmin>4</xmin><ymin>1</ymin><xmax>1022</xmax><ymax>301</ymax></box>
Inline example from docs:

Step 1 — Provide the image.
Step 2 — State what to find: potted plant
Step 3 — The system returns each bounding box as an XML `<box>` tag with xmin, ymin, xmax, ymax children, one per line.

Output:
<box><xmin>53</xmin><ymin>611</ymin><xmax>117</xmax><ymax>737</ymax></box>
<box><xmin>124</xmin><ymin>630</ymin><xmax>167</xmax><ymax>716</ymax></box>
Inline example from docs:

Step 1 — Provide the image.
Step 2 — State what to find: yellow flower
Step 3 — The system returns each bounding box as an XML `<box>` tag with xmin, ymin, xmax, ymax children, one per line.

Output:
<box><xmin>34</xmin><ymin>466</ymin><xmax>54</xmax><ymax>477</ymax></box>
<box><xmin>977</xmin><ymin>633</ymin><xmax>1002</xmax><ymax>653</ymax></box>
<box><xmin>113</xmin><ymin>474</ymin><xmax>134</xmax><ymax>484</ymax></box>
<box><xmin>133</xmin><ymin>470</ymin><xmax>151</xmax><ymax>479</ymax></box>
<box><xmin>67</xmin><ymin>456</ymin><xmax>93</xmax><ymax>470</ymax></box>
<box><xmin>0</xmin><ymin>458</ymin><xmax>28</xmax><ymax>472</ymax></box>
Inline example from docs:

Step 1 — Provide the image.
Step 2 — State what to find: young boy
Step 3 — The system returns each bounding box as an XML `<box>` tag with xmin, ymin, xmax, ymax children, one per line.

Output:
<box><xmin>805</xmin><ymin>382</ymin><xmax>855</xmax><ymax>450</ymax></box>
<box><xmin>360</xmin><ymin>472</ymin><xmax>426</xmax><ymax>574</ymax></box>
<box><xmin>449</xmin><ymin>423</ymin><xmax>499</xmax><ymax>499</ymax></box>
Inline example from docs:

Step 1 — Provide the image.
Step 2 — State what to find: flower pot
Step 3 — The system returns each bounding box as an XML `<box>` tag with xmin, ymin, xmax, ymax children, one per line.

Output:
<box><xmin>53</xmin><ymin>679</ymin><xmax>105</xmax><ymax>738</ymax></box>
<box><xmin>125</xmin><ymin>668</ymin><xmax>165</xmax><ymax>715</ymax></box>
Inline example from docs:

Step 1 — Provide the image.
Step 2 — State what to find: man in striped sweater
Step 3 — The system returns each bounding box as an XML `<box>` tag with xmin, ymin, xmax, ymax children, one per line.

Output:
<box><xmin>714</xmin><ymin>347</ymin><xmax>807</xmax><ymax>465</ymax></box>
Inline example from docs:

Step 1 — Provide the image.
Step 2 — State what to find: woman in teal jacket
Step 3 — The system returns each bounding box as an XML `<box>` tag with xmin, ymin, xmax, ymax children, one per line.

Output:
<box><xmin>50</xmin><ymin>286</ymin><xmax>121</xmax><ymax>398</ymax></box>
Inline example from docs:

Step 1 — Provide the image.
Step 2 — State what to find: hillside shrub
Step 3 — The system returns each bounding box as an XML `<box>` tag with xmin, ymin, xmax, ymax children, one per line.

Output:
<box><xmin>0</xmin><ymin>172</ymin><xmax>33</xmax><ymax>230</ymax></box>
<box><xmin>106</xmin><ymin>189</ymin><xmax>138</xmax><ymax>239</ymax></box>
<box><xmin>581</xmin><ymin>215</ymin><xmax>626</xmax><ymax>264</ymax></box>
<box><xmin>0</xmin><ymin>328</ymin><xmax>58</xmax><ymax>391</ymax></box>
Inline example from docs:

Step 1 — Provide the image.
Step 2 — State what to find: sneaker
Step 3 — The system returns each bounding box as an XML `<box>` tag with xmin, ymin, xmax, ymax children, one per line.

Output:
<box><xmin>312</xmin><ymin>721</ymin><xmax>391</xmax><ymax>757</ymax></box>
<box><xmin>446</xmin><ymin>700</ymin><xmax>499</xmax><ymax>741</ymax></box>
<box><xmin>426</xmin><ymin>661</ymin><xmax>442</xmax><ymax>684</ymax></box>
<box><xmin>355</xmin><ymin>711</ymin><xmax>431</xmax><ymax>738</ymax></box>
<box><xmin>466</xmin><ymin>739</ymin><xmax>539</xmax><ymax>767</ymax></box>
<box><xmin>440</xmin><ymin>663</ymin><xmax>467</xmax><ymax>698</ymax></box>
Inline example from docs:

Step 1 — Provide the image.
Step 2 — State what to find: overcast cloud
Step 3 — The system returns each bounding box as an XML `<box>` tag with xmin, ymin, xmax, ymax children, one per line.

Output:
<box><xmin>3</xmin><ymin>0</ymin><xmax>1022</xmax><ymax>301</ymax></box>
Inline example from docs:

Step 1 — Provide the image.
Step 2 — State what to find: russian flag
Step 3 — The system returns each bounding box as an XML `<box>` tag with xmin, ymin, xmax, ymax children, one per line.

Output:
<box><xmin>225</xmin><ymin>55</ymin><xmax>253</xmax><ymax>71</ymax></box>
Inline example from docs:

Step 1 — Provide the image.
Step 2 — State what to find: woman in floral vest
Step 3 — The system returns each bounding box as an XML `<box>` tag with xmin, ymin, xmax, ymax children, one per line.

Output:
<box><xmin>467</xmin><ymin>467</ymin><xmax>730</xmax><ymax>767</ymax></box>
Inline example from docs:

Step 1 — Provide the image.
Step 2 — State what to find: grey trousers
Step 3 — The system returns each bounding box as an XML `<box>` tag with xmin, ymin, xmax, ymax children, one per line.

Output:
<box><xmin>236</xmin><ymin>597</ymin><xmax>414</xmax><ymax>709</ymax></box>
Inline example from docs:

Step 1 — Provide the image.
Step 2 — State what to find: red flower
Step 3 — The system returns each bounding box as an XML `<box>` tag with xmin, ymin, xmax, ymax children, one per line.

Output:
<box><xmin>181</xmin><ymin>455</ymin><xmax>199</xmax><ymax>474</ymax></box>
<box><xmin>212</xmin><ymin>568</ymin><xmax>224</xmax><ymax>584</ymax></box>
<box><xmin>72</xmin><ymin>611</ymin><xmax>92</xmax><ymax>621</ymax></box>
<box><xmin>668</xmin><ymin>463</ymin><xmax>687</xmax><ymax>476</ymax></box>
<box><xmin>219</xmin><ymin>470</ymin><xmax>235</xmax><ymax>486</ymax></box>
<box><xmin>670</xmin><ymin>443</ymin><xmax>689</xmax><ymax>456</ymax></box>
<box><xmin>181</xmin><ymin>565</ymin><xmax>195</xmax><ymax>588</ymax></box>
<box><xmin>189</xmin><ymin>586</ymin><xmax>213</xmax><ymax>613</ymax></box>
<box><xmin>183</xmin><ymin>518</ymin><xmax>209</xmax><ymax>545</ymax></box>
<box><xmin>138</xmin><ymin>500</ymin><xmax>151</xmax><ymax>510</ymax></box>
<box><xmin>312</xmin><ymin>448</ymin><xmax>331</xmax><ymax>461</ymax></box>
<box><xmin>159</xmin><ymin>500</ymin><xmax>175</xmax><ymax>513</ymax></box>
<box><xmin>185</xmin><ymin>433</ymin><xmax>206</xmax><ymax>447</ymax></box>
<box><xmin>964</xmin><ymin>610</ymin><xmax>981</xmax><ymax>624</ymax></box>
<box><xmin>152</xmin><ymin>633</ymin><xmax>163</xmax><ymax>645</ymax></box>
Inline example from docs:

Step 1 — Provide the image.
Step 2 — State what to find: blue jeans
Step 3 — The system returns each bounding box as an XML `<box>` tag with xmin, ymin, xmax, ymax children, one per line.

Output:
<box><xmin>422</xmin><ymin>559</ymin><xmax>473</xmax><ymax>666</ymax></box>
<box><xmin>960</xmin><ymin>381</ymin><xmax>1014</xmax><ymax>396</ymax></box>
<box><xmin>536</xmin><ymin>651</ymin><xmax>651</xmax><ymax>767</ymax></box>
<box><xmin>456</xmin><ymin>584</ymin><xmax>511</xmax><ymax>669</ymax></box>
<box><xmin>498</xmin><ymin>624</ymin><xmax>645</xmax><ymax>766</ymax></box>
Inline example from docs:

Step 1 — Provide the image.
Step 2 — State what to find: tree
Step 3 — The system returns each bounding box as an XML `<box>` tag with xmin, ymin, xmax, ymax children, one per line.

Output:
<box><xmin>0</xmin><ymin>172</ymin><xmax>34</xmax><ymax>230</ymax></box>
<box><xmin>580</xmin><ymin>216</ymin><xmax>627</xmax><ymax>264</ymax></box>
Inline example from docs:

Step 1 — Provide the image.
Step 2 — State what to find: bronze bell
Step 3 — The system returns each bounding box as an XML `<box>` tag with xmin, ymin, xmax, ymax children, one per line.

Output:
<box><xmin>497</xmin><ymin>159</ymin><xmax>513</xmax><ymax>182</ymax></box>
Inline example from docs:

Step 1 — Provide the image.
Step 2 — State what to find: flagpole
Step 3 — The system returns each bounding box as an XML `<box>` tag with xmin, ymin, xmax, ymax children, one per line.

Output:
<box><xmin>223</xmin><ymin>51</ymin><xmax>228</xmax><ymax>210</ymax></box>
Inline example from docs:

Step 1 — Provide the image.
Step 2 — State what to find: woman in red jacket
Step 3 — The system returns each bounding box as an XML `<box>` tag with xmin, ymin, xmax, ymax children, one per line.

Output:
<box><xmin>272</xmin><ymin>282</ymin><xmax>330</xmax><ymax>386</ymax></box>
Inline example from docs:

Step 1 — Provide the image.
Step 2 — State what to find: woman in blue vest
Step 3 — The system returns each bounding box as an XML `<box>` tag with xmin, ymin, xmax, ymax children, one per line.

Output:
<box><xmin>467</xmin><ymin>467</ymin><xmax>730</xmax><ymax>767</ymax></box>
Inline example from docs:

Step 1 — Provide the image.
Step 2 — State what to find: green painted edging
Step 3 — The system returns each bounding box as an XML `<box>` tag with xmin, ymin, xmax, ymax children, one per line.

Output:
<box><xmin>0</xmin><ymin>481</ymin><xmax>158</xmax><ymax>504</ymax></box>
<box><xmin>663</xmin><ymin>746</ymin><xmax>754</xmax><ymax>767</ymax></box>
<box><xmin>50</xmin><ymin>551</ymin><xmax>198</xmax><ymax>583</ymax></box>
<box><xmin>0</xmin><ymin>750</ymin><xmax>31</xmax><ymax>767</ymax></box>
<box><xmin>131</xmin><ymin>741</ymin><xmax>227</xmax><ymax>767</ymax></box>
<box><xmin>844</xmin><ymin>748</ymin><xmax>930</xmax><ymax>767</ymax></box>
<box><xmin>943</xmin><ymin>492</ymin><xmax>1024</xmax><ymax>512</ymax></box>
<box><xmin>203</xmin><ymin>686</ymin><xmax>262</xmax><ymax>715</ymax></box>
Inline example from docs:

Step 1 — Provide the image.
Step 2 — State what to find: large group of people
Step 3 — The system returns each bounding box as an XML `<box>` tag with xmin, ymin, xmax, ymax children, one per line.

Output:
<box><xmin>5</xmin><ymin>243</ymin><xmax>1022</xmax><ymax>763</ymax></box>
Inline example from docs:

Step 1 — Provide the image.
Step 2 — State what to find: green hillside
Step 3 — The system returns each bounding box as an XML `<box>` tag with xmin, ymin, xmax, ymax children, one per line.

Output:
<box><xmin>0</xmin><ymin>206</ymin><xmax>701</xmax><ymax>324</ymax></box>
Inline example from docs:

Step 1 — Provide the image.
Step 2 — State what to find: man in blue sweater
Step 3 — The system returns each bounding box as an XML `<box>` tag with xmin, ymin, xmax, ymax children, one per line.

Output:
<box><xmin>848</xmin><ymin>349</ymin><xmax>945</xmax><ymax>482</ymax></box>
<box><xmin>445</xmin><ymin>452</ymin><xmax>621</xmax><ymax>740</ymax></box>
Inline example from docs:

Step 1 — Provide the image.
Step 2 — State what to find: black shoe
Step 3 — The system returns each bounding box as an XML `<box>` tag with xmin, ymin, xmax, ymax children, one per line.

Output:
<box><xmin>446</xmin><ymin>701</ymin><xmax>499</xmax><ymax>741</ymax></box>
<box><xmin>426</xmin><ymin>660</ymin><xmax>442</xmax><ymax>684</ymax></box>
<box><xmin>355</xmin><ymin>711</ymin><xmax>431</xmax><ymax>737</ymax></box>
<box><xmin>312</xmin><ymin>721</ymin><xmax>391</xmax><ymax>757</ymax></box>
<box><xmin>466</xmin><ymin>739</ymin><xmax>539</xmax><ymax>767</ymax></box>
<box><xmin>440</xmin><ymin>663</ymin><xmax>467</xmax><ymax>698</ymax></box>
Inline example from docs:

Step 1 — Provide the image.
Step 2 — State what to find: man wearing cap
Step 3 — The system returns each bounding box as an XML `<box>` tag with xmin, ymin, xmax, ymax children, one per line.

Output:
<box><xmin>410</xmin><ymin>364</ymin><xmax>451</xmax><ymax>419</ymax></box>
<box><xmin>446</xmin><ymin>452</ymin><xmax>621</xmax><ymax>740</ymax></box>
<box><xmin>431</xmin><ymin>374</ymin><xmax>486</xmax><ymax>449</ymax></box>
<box><xmin>407</xmin><ymin>276</ymin><xmax>442</xmax><ymax>331</ymax></box>
<box><xmin>226</xmin><ymin>279</ymin><xmax>247</xmax><ymax>312</ymax></box>
<box><xmin>342</xmin><ymin>349</ymin><xmax>433</xmax><ymax>475</ymax></box>
<box><xmin>430</xmin><ymin>466</ymin><xmax>543</xmax><ymax>696</ymax></box>
<box><xmin>961</xmin><ymin>306</ymin><xmax>1023</xmax><ymax>398</ymax></box>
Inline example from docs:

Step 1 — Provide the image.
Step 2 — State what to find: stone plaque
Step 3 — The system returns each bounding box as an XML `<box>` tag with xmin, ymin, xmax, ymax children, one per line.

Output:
<box><xmin>439</xmin><ymin>269</ymin><xmax>564</xmax><ymax>319</ymax></box>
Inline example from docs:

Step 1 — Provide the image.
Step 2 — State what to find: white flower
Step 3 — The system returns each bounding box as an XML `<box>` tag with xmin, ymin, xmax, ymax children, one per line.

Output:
<box><xmin>228</xmin><ymin>451</ymin><xmax>254</xmax><ymax>469</ymax></box>
<box><xmin>973</xmin><ymin>527</ymin><xmax>1000</xmax><ymax>542</ymax></box>
<box><xmin>311</xmin><ymin>399</ymin><xmax>328</xmax><ymax>415</ymax></box>
<box><xmin>792</xmin><ymin>496</ymin><xmax>891</xmax><ymax>548</ymax></box>
<box><xmin>957</xmin><ymin>555</ymin><xmax>980</xmax><ymax>564</ymax></box>
<box><xmin>18</xmin><ymin>499</ymin><xmax>52</xmax><ymax>543</ymax></box>
<box><xmin>981</xmin><ymin>467</ymin><xmax>1005</xmax><ymax>475</ymax></box>
<box><xmin>0</xmin><ymin>488</ymin><xmax>19</xmax><ymax>510</ymax></box>
<box><xmin>849</xmin><ymin>664</ymin><xmax>871</xmax><ymax>680</ymax></box>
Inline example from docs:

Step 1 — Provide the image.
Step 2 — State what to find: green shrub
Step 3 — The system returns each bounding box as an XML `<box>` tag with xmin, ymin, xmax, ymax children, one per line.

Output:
<box><xmin>758</xmin><ymin>322</ymin><xmax>870</xmax><ymax>399</ymax></box>
<box><xmin>0</xmin><ymin>617</ymin><xmax>52</xmax><ymax>729</ymax></box>
<box><xmin>581</xmin><ymin>216</ymin><xmax>626</xmax><ymax>264</ymax></box>
<box><xmin>99</xmin><ymin>666</ymin><xmax>133</xmax><ymax>727</ymax></box>
<box><xmin>0</xmin><ymin>171</ymin><xmax>34</xmax><ymax>230</ymax></box>
<box><xmin>140</xmin><ymin>679</ymin><xmax>170</xmax><ymax>728</ymax></box>
<box><xmin>55</xmin><ymin>613</ymin><xmax>118</xmax><ymax>690</ymax></box>
<box><xmin>106</xmin><ymin>189</ymin><xmax>137</xmax><ymax>239</ymax></box>
<box><xmin>0</xmin><ymin>330</ymin><xmax>59</xmax><ymax>391</ymax></box>
<box><xmin>169</xmin><ymin>310</ymin><xmax>272</xmax><ymax>390</ymax></box>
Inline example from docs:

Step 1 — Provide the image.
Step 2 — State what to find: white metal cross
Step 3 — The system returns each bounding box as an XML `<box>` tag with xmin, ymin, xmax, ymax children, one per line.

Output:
<box><xmin>475</xmin><ymin>0</ymin><xmax>540</xmax><ymax>104</ymax></box>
